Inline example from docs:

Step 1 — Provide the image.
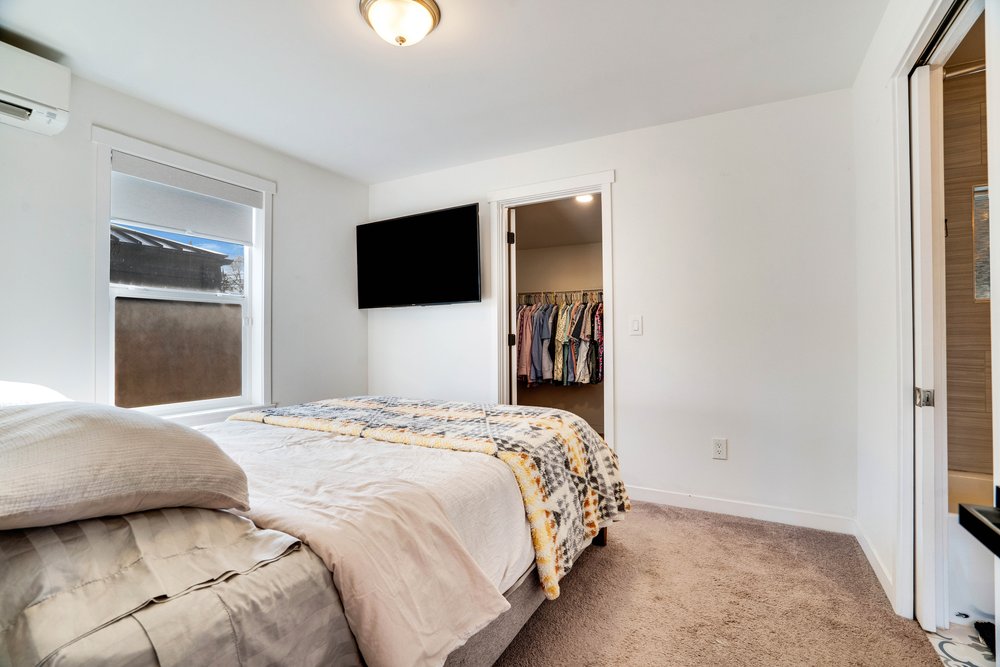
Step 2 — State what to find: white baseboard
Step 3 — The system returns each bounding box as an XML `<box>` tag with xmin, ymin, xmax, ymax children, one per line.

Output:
<box><xmin>628</xmin><ymin>485</ymin><xmax>856</xmax><ymax>534</ymax></box>
<box><xmin>854</xmin><ymin>523</ymin><xmax>896</xmax><ymax>608</ymax></box>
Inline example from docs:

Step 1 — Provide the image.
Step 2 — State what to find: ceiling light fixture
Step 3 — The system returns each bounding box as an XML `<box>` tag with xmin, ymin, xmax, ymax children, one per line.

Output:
<box><xmin>575</xmin><ymin>194</ymin><xmax>594</xmax><ymax>204</ymax></box>
<box><xmin>360</xmin><ymin>0</ymin><xmax>441</xmax><ymax>47</ymax></box>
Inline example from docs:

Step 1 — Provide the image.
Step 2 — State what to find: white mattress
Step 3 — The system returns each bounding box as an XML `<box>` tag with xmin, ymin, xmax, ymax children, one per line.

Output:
<box><xmin>201</xmin><ymin>420</ymin><xmax>536</xmax><ymax>594</ymax></box>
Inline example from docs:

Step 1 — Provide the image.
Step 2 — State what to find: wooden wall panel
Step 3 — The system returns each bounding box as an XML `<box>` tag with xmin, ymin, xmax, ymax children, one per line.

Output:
<box><xmin>945</xmin><ymin>71</ymin><xmax>992</xmax><ymax>474</ymax></box>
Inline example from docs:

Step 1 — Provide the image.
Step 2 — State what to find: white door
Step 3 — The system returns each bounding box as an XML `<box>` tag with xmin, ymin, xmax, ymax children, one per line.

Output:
<box><xmin>911</xmin><ymin>62</ymin><xmax>949</xmax><ymax>632</ymax></box>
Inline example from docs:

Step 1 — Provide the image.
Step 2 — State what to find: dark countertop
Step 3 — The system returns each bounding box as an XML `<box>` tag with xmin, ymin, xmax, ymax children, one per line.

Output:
<box><xmin>959</xmin><ymin>503</ymin><xmax>1000</xmax><ymax>558</ymax></box>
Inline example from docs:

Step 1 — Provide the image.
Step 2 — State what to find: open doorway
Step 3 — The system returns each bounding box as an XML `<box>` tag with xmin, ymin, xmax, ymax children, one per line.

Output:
<box><xmin>490</xmin><ymin>170</ymin><xmax>616</xmax><ymax>445</ymax></box>
<box><xmin>510</xmin><ymin>195</ymin><xmax>605</xmax><ymax>434</ymax></box>
<box><xmin>945</xmin><ymin>15</ymin><xmax>991</xmax><ymax>512</ymax></box>
<box><xmin>942</xmin><ymin>12</ymin><xmax>995</xmax><ymax>628</ymax></box>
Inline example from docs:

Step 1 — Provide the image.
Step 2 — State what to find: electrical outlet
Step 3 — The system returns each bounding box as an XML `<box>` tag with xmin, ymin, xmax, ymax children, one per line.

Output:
<box><xmin>712</xmin><ymin>438</ymin><xmax>728</xmax><ymax>460</ymax></box>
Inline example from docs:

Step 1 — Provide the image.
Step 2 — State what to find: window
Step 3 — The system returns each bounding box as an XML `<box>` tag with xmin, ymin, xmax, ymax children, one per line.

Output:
<box><xmin>111</xmin><ymin>224</ymin><xmax>246</xmax><ymax>408</ymax></box>
<box><xmin>95</xmin><ymin>131</ymin><xmax>273</xmax><ymax>421</ymax></box>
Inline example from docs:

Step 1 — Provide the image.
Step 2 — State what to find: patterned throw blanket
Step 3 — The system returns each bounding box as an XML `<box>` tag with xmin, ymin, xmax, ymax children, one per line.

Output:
<box><xmin>229</xmin><ymin>396</ymin><xmax>630</xmax><ymax>599</ymax></box>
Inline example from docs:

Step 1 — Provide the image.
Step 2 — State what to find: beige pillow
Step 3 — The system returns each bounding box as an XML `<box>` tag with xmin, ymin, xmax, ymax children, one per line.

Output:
<box><xmin>0</xmin><ymin>402</ymin><xmax>249</xmax><ymax>530</ymax></box>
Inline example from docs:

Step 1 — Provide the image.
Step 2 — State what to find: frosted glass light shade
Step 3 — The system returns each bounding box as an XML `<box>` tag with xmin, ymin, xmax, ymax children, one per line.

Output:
<box><xmin>360</xmin><ymin>0</ymin><xmax>441</xmax><ymax>47</ymax></box>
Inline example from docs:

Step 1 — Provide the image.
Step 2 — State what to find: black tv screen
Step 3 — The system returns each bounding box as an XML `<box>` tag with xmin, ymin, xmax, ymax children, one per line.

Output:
<box><xmin>356</xmin><ymin>203</ymin><xmax>481</xmax><ymax>308</ymax></box>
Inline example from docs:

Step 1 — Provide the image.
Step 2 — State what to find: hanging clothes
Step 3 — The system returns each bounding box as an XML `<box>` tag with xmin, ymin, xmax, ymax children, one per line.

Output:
<box><xmin>594</xmin><ymin>302</ymin><xmax>604</xmax><ymax>383</ymax></box>
<box><xmin>541</xmin><ymin>305</ymin><xmax>557</xmax><ymax>381</ymax></box>
<box><xmin>516</xmin><ymin>291</ymin><xmax>603</xmax><ymax>387</ymax></box>
<box><xmin>529</xmin><ymin>303</ymin><xmax>551</xmax><ymax>383</ymax></box>
<box><xmin>572</xmin><ymin>300</ymin><xmax>587</xmax><ymax>384</ymax></box>
<box><xmin>516</xmin><ymin>303</ymin><xmax>535</xmax><ymax>380</ymax></box>
<box><xmin>552</xmin><ymin>302</ymin><xmax>569</xmax><ymax>382</ymax></box>
<box><xmin>575</xmin><ymin>302</ymin><xmax>594</xmax><ymax>384</ymax></box>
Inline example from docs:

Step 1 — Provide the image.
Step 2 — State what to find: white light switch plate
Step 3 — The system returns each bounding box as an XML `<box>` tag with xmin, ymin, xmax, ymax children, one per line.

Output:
<box><xmin>629</xmin><ymin>316</ymin><xmax>643</xmax><ymax>336</ymax></box>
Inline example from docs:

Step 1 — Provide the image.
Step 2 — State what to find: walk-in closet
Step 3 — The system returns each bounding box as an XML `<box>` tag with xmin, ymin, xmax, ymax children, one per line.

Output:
<box><xmin>510</xmin><ymin>194</ymin><xmax>604</xmax><ymax>434</ymax></box>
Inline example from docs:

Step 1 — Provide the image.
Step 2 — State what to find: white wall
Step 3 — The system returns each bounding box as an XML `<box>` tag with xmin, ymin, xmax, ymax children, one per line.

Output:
<box><xmin>0</xmin><ymin>76</ymin><xmax>368</xmax><ymax>406</ymax></box>
<box><xmin>516</xmin><ymin>243</ymin><xmax>603</xmax><ymax>293</ymax></box>
<box><xmin>852</xmin><ymin>0</ymin><xmax>947</xmax><ymax>615</ymax></box>
<box><xmin>369</xmin><ymin>90</ymin><xmax>859</xmax><ymax>526</ymax></box>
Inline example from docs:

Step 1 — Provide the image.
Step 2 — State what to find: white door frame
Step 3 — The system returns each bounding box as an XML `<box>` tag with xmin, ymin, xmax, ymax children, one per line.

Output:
<box><xmin>908</xmin><ymin>0</ymin><xmax>986</xmax><ymax>631</ymax></box>
<box><xmin>488</xmin><ymin>170</ymin><xmax>617</xmax><ymax>447</ymax></box>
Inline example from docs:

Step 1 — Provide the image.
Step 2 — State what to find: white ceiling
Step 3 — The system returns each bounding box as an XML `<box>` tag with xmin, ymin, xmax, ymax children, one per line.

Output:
<box><xmin>0</xmin><ymin>0</ymin><xmax>889</xmax><ymax>184</ymax></box>
<box><xmin>515</xmin><ymin>196</ymin><xmax>602</xmax><ymax>250</ymax></box>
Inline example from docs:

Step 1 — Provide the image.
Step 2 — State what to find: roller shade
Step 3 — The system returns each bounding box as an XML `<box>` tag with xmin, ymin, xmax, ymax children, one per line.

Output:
<box><xmin>112</xmin><ymin>151</ymin><xmax>262</xmax><ymax>207</ymax></box>
<box><xmin>111</xmin><ymin>151</ymin><xmax>261</xmax><ymax>244</ymax></box>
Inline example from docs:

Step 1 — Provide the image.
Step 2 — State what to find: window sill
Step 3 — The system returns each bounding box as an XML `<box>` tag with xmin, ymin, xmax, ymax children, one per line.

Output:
<box><xmin>157</xmin><ymin>403</ymin><xmax>274</xmax><ymax>427</ymax></box>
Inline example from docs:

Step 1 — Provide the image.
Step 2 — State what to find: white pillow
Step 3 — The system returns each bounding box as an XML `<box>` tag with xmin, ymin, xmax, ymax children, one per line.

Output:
<box><xmin>0</xmin><ymin>381</ymin><xmax>68</xmax><ymax>408</ymax></box>
<box><xmin>0</xmin><ymin>402</ymin><xmax>249</xmax><ymax>530</ymax></box>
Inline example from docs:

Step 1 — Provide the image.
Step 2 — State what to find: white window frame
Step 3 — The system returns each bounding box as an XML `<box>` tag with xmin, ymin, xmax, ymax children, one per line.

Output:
<box><xmin>93</xmin><ymin>127</ymin><xmax>275</xmax><ymax>425</ymax></box>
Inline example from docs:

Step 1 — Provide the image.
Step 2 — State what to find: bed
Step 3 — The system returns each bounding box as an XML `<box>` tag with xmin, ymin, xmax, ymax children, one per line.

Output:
<box><xmin>0</xmin><ymin>394</ymin><xmax>629</xmax><ymax>667</ymax></box>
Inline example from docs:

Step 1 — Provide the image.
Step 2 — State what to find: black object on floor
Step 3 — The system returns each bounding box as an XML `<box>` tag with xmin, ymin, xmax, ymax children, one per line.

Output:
<box><xmin>974</xmin><ymin>621</ymin><xmax>995</xmax><ymax>656</ymax></box>
<box><xmin>958</xmin><ymin>504</ymin><xmax>1000</xmax><ymax>559</ymax></box>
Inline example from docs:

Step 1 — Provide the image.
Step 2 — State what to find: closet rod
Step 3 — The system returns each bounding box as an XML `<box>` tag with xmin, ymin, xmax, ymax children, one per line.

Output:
<box><xmin>517</xmin><ymin>288</ymin><xmax>603</xmax><ymax>294</ymax></box>
<box><xmin>517</xmin><ymin>289</ymin><xmax>603</xmax><ymax>304</ymax></box>
<box><xmin>944</xmin><ymin>60</ymin><xmax>985</xmax><ymax>79</ymax></box>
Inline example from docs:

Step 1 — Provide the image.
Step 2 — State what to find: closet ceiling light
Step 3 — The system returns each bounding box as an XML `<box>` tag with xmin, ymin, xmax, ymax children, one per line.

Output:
<box><xmin>360</xmin><ymin>0</ymin><xmax>441</xmax><ymax>47</ymax></box>
<box><xmin>575</xmin><ymin>194</ymin><xmax>594</xmax><ymax>204</ymax></box>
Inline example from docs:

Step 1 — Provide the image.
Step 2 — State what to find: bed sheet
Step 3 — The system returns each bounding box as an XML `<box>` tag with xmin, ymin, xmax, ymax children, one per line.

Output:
<box><xmin>202</xmin><ymin>420</ymin><xmax>536</xmax><ymax>594</ymax></box>
<box><xmin>46</xmin><ymin>548</ymin><xmax>362</xmax><ymax>667</ymax></box>
<box><xmin>0</xmin><ymin>507</ymin><xmax>361</xmax><ymax>667</ymax></box>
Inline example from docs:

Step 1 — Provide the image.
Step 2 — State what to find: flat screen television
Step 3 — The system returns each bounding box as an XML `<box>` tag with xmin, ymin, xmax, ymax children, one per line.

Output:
<box><xmin>356</xmin><ymin>203</ymin><xmax>481</xmax><ymax>308</ymax></box>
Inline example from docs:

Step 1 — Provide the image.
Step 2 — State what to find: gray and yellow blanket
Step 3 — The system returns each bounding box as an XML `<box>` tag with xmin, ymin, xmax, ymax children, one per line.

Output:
<box><xmin>230</xmin><ymin>396</ymin><xmax>630</xmax><ymax>599</ymax></box>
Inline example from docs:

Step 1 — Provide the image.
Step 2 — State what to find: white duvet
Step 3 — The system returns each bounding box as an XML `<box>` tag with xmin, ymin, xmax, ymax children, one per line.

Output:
<box><xmin>200</xmin><ymin>420</ymin><xmax>536</xmax><ymax>667</ymax></box>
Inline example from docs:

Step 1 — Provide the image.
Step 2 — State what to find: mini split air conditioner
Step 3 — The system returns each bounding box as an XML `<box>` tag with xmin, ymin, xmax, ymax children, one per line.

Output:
<box><xmin>0</xmin><ymin>42</ymin><xmax>70</xmax><ymax>136</ymax></box>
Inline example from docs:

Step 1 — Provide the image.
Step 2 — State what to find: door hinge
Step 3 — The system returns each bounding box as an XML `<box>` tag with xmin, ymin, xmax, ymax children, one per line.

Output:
<box><xmin>508</xmin><ymin>333</ymin><xmax>516</xmax><ymax>346</ymax></box>
<box><xmin>507</xmin><ymin>231</ymin><xmax>515</xmax><ymax>244</ymax></box>
<box><xmin>914</xmin><ymin>387</ymin><xmax>935</xmax><ymax>407</ymax></box>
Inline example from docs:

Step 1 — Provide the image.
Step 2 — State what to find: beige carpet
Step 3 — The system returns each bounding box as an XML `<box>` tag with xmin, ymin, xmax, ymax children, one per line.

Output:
<box><xmin>496</xmin><ymin>502</ymin><xmax>940</xmax><ymax>666</ymax></box>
